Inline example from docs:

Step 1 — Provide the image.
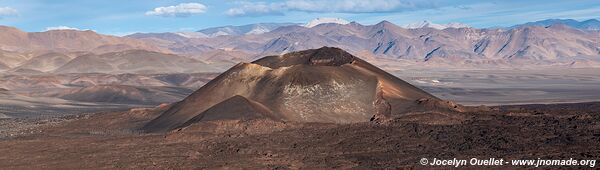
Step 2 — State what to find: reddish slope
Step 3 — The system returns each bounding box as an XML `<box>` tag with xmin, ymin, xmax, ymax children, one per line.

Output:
<box><xmin>0</xmin><ymin>26</ymin><xmax>167</xmax><ymax>53</ymax></box>
<box><xmin>143</xmin><ymin>47</ymin><xmax>441</xmax><ymax>132</ymax></box>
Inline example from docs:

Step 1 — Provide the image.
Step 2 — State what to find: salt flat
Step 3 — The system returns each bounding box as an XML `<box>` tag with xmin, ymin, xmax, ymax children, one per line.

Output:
<box><xmin>392</xmin><ymin>68</ymin><xmax>600</xmax><ymax>105</ymax></box>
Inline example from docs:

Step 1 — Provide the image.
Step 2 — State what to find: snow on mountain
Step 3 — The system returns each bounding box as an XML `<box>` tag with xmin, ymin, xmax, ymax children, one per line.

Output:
<box><xmin>404</xmin><ymin>20</ymin><xmax>470</xmax><ymax>30</ymax></box>
<box><xmin>245</xmin><ymin>25</ymin><xmax>271</xmax><ymax>35</ymax></box>
<box><xmin>444</xmin><ymin>22</ymin><xmax>471</xmax><ymax>29</ymax></box>
<box><xmin>304</xmin><ymin>18</ymin><xmax>350</xmax><ymax>28</ymax></box>
<box><xmin>174</xmin><ymin>32</ymin><xmax>208</xmax><ymax>38</ymax></box>
<box><xmin>197</xmin><ymin>23</ymin><xmax>298</xmax><ymax>37</ymax></box>
<box><xmin>404</xmin><ymin>21</ymin><xmax>445</xmax><ymax>29</ymax></box>
<box><xmin>120</xmin><ymin>18</ymin><xmax>600</xmax><ymax>68</ymax></box>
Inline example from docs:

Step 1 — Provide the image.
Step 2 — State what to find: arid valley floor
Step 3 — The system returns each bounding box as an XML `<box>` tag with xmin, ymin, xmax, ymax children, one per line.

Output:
<box><xmin>1</xmin><ymin>65</ymin><xmax>600</xmax><ymax>169</ymax></box>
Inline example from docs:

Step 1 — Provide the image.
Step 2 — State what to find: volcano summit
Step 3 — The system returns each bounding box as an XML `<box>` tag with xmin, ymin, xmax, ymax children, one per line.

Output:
<box><xmin>143</xmin><ymin>47</ymin><xmax>454</xmax><ymax>132</ymax></box>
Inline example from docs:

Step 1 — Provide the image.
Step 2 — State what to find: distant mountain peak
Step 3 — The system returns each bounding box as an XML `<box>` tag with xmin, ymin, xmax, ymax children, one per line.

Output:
<box><xmin>512</xmin><ymin>18</ymin><xmax>600</xmax><ymax>30</ymax></box>
<box><xmin>404</xmin><ymin>20</ymin><xmax>469</xmax><ymax>30</ymax></box>
<box><xmin>445</xmin><ymin>22</ymin><xmax>471</xmax><ymax>29</ymax></box>
<box><xmin>375</xmin><ymin>20</ymin><xmax>395</xmax><ymax>26</ymax></box>
<box><xmin>45</xmin><ymin>26</ymin><xmax>90</xmax><ymax>32</ymax></box>
<box><xmin>174</xmin><ymin>32</ymin><xmax>207</xmax><ymax>38</ymax></box>
<box><xmin>197</xmin><ymin>23</ymin><xmax>299</xmax><ymax>37</ymax></box>
<box><xmin>304</xmin><ymin>18</ymin><xmax>350</xmax><ymax>28</ymax></box>
<box><xmin>245</xmin><ymin>25</ymin><xmax>271</xmax><ymax>35</ymax></box>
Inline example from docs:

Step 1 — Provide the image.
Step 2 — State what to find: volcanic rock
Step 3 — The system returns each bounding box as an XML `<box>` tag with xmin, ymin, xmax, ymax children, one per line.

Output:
<box><xmin>143</xmin><ymin>47</ymin><xmax>442</xmax><ymax>132</ymax></box>
<box><xmin>175</xmin><ymin>95</ymin><xmax>278</xmax><ymax>130</ymax></box>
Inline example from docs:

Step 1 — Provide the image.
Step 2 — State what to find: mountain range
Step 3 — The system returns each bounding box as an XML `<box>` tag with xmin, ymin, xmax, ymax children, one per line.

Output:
<box><xmin>127</xmin><ymin>19</ymin><xmax>600</xmax><ymax>68</ymax></box>
<box><xmin>512</xmin><ymin>19</ymin><xmax>600</xmax><ymax>30</ymax></box>
<box><xmin>403</xmin><ymin>20</ymin><xmax>470</xmax><ymax>29</ymax></box>
<box><xmin>0</xmin><ymin>18</ymin><xmax>599</xmax><ymax>74</ymax></box>
<box><xmin>197</xmin><ymin>23</ymin><xmax>299</xmax><ymax>37</ymax></box>
<box><xmin>0</xmin><ymin>26</ymin><xmax>164</xmax><ymax>53</ymax></box>
<box><xmin>304</xmin><ymin>18</ymin><xmax>350</xmax><ymax>28</ymax></box>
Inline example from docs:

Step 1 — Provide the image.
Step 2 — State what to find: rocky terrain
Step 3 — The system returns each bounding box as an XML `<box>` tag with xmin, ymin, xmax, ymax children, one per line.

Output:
<box><xmin>0</xmin><ymin>100</ymin><xmax>598</xmax><ymax>169</ymax></box>
<box><xmin>1</xmin><ymin>19</ymin><xmax>599</xmax><ymax>75</ymax></box>
<box><xmin>127</xmin><ymin>19</ymin><xmax>600</xmax><ymax>68</ymax></box>
<box><xmin>0</xmin><ymin>47</ymin><xmax>598</xmax><ymax>169</ymax></box>
<box><xmin>0</xmin><ymin>18</ymin><xmax>598</xmax><ymax>168</ymax></box>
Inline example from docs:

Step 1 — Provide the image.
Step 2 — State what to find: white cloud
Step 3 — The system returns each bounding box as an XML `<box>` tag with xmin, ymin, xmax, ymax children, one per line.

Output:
<box><xmin>226</xmin><ymin>0</ymin><xmax>436</xmax><ymax>17</ymax></box>
<box><xmin>146</xmin><ymin>3</ymin><xmax>207</xmax><ymax>17</ymax></box>
<box><xmin>226</xmin><ymin>2</ymin><xmax>284</xmax><ymax>16</ymax></box>
<box><xmin>0</xmin><ymin>7</ymin><xmax>18</xmax><ymax>17</ymax></box>
<box><xmin>45</xmin><ymin>26</ymin><xmax>85</xmax><ymax>31</ymax></box>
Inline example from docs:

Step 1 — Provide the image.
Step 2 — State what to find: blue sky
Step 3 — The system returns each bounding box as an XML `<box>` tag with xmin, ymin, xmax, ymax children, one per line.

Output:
<box><xmin>0</xmin><ymin>0</ymin><xmax>598</xmax><ymax>35</ymax></box>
